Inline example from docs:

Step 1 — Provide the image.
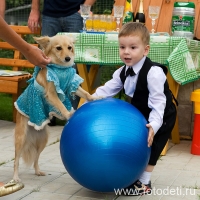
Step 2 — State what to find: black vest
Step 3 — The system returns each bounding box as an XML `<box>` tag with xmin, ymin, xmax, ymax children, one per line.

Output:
<box><xmin>120</xmin><ymin>57</ymin><xmax>173</xmax><ymax>121</ymax></box>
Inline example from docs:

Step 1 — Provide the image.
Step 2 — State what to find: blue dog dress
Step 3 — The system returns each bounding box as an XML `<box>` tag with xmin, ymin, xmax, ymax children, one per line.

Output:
<box><xmin>14</xmin><ymin>64</ymin><xmax>83</xmax><ymax>130</ymax></box>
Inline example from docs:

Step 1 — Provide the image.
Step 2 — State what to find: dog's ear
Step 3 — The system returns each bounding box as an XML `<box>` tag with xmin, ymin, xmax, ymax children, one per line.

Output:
<box><xmin>33</xmin><ymin>36</ymin><xmax>50</xmax><ymax>50</ymax></box>
<box><xmin>66</xmin><ymin>36</ymin><xmax>75</xmax><ymax>53</ymax></box>
<box><xmin>65</xmin><ymin>35</ymin><xmax>75</xmax><ymax>44</ymax></box>
<box><xmin>69</xmin><ymin>37</ymin><xmax>75</xmax><ymax>44</ymax></box>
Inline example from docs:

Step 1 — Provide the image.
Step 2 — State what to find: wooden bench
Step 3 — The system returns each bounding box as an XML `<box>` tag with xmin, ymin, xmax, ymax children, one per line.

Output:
<box><xmin>0</xmin><ymin>25</ymin><xmax>41</xmax><ymax>122</ymax></box>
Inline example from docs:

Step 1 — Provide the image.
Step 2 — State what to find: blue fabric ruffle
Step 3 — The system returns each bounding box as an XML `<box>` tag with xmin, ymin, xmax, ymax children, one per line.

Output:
<box><xmin>15</xmin><ymin>64</ymin><xmax>83</xmax><ymax>130</ymax></box>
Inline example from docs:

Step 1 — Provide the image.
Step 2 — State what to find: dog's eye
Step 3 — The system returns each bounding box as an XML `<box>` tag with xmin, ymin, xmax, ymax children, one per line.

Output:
<box><xmin>68</xmin><ymin>46</ymin><xmax>72</xmax><ymax>50</ymax></box>
<box><xmin>56</xmin><ymin>46</ymin><xmax>62</xmax><ymax>50</ymax></box>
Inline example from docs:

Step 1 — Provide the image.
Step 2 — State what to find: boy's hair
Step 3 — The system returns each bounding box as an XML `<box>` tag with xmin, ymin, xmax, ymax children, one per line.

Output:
<box><xmin>118</xmin><ymin>22</ymin><xmax>150</xmax><ymax>45</ymax></box>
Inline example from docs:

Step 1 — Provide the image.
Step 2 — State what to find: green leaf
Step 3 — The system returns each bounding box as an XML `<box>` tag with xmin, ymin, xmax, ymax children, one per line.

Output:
<box><xmin>103</xmin><ymin>9</ymin><xmax>112</xmax><ymax>15</ymax></box>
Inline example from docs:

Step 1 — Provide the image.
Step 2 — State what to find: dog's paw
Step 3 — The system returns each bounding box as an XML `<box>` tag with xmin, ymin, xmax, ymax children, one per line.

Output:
<box><xmin>98</xmin><ymin>96</ymin><xmax>105</xmax><ymax>99</ymax></box>
<box><xmin>65</xmin><ymin>113</ymin><xmax>73</xmax><ymax>120</ymax></box>
<box><xmin>70</xmin><ymin>109</ymin><xmax>75</xmax><ymax>115</ymax></box>
<box><xmin>92</xmin><ymin>96</ymin><xmax>105</xmax><ymax>101</ymax></box>
<box><xmin>35</xmin><ymin>171</ymin><xmax>46</xmax><ymax>176</ymax></box>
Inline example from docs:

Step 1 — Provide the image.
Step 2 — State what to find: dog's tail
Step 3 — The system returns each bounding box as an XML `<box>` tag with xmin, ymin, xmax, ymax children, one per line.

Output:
<box><xmin>21</xmin><ymin>127</ymin><xmax>48</xmax><ymax>167</ymax></box>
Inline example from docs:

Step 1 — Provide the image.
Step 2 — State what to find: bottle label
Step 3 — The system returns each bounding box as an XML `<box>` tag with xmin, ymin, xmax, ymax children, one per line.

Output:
<box><xmin>122</xmin><ymin>0</ymin><xmax>134</xmax><ymax>24</ymax></box>
<box><xmin>123</xmin><ymin>11</ymin><xmax>134</xmax><ymax>24</ymax></box>
<box><xmin>172</xmin><ymin>15</ymin><xmax>194</xmax><ymax>33</ymax></box>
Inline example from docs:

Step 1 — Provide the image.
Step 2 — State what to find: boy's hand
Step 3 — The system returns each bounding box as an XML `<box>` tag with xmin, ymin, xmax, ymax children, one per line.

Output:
<box><xmin>146</xmin><ymin>124</ymin><xmax>154</xmax><ymax>147</ymax></box>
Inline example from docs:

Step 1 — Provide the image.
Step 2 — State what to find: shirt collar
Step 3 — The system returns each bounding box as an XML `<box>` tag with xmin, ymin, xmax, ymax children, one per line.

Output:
<box><xmin>125</xmin><ymin>56</ymin><xmax>146</xmax><ymax>75</ymax></box>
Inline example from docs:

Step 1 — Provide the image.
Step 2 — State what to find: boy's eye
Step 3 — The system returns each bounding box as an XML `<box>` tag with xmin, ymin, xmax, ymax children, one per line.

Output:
<box><xmin>131</xmin><ymin>46</ymin><xmax>136</xmax><ymax>49</ymax></box>
<box><xmin>120</xmin><ymin>46</ymin><xmax>125</xmax><ymax>49</ymax></box>
<box><xmin>56</xmin><ymin>46</ymin><xmax>62</xmax><ymax>50</ymax></box>
<box><xmin>68</xmin><ymin>46</ymin><xmax>72</xmax><ymax>50</ymax></box>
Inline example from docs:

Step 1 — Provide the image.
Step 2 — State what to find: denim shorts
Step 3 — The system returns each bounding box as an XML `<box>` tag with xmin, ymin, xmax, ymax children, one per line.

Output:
<box><xmin>41</xmin><ymin>12</ymin><xmax>83</xmax><ymax>36</ymax></box>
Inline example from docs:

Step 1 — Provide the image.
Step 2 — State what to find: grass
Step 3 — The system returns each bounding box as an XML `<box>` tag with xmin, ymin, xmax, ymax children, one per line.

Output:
<box><xmin>0</xmin><ymin>161</ymin><xmax>6</xmax><ymax>166</ymax></box>
<box><xmin>0</xmin><ymin>93</ymin><xmax>13</xmax><ymax>121</ymax></box>
<box><xmin>48</xmin><ymin>138</ymin><xmax>60</xmax><ymax>146</ymax></box>
<box><xmin>100</xmin><ymin>65</ymin><xmax>117</xmax><ymax>85</ymax></box>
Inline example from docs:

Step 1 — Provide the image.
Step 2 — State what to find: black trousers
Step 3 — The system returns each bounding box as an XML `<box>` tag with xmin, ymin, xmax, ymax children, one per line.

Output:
<box><xmin>148</xmin><ymin>103</ymin><xmax>177</xmax><ymax>165</ymax></box>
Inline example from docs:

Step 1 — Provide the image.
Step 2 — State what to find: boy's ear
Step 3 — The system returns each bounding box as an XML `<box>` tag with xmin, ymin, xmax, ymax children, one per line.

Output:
<box><xmin>33</xmin><ymin>36</ymin><xmax>50</xmax><ymax>50</ymax></box>
<box><xmin>144</xmin><ymin>45</ymin><xmax>150</xmax><ymax>56</ymax></box>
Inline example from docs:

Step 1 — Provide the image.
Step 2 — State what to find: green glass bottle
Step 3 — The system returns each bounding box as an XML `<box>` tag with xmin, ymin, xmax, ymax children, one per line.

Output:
<box><xmin>122</xmin><ymin>0</ymin><xmax>134</xmax><ymax>24</ymax></box>
<box><xmin>134</xmin><ymin>0</ymin><xmax>145</xmax><ymax>24</ymax></box>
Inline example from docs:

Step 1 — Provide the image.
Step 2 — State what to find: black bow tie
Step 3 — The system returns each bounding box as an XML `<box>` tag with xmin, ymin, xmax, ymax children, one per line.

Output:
<box><xmin>126</xmin><ymin>67</ymin><xmax>135</xmax><ymax>77</ymax></box>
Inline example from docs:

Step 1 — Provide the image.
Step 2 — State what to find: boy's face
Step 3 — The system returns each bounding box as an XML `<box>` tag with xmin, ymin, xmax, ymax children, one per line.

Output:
<box><xmin>118</xmin><ymin>35</ymin><xmax>150</xmax><ymax>67</ymax></box>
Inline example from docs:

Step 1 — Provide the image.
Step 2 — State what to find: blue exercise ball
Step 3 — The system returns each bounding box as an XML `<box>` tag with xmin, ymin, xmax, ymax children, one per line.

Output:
<box><xmin>60</xmin><ymin>98</ymin><xmax>150</xmax><ymax>192</ymax></box>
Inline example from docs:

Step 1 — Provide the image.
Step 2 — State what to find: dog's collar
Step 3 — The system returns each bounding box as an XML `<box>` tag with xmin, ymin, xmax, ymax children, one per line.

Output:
<box><xmin>47</xmin><ymin>63</ymin><xmax>75</xmax><ymax>69</ymax></box>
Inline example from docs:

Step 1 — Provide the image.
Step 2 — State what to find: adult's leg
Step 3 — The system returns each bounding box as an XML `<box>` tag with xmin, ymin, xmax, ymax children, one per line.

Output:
<box><xmin>41</xmin><ymin>15</ymin><xmax>62</xmax><ymax>36</ymax></box>
<box><xmin>41</xmin><ymin>15</ymin><xmax>62</xmax><ymax>126</ymax></box>
<box><xmin>61</xmin><ymin>12</ymin><xmax>83</xmax><ymax>109</ymax></box>
<box><xmin>61</xmin><ymin>12</ymin><xmax>83</xmax><ymax>32</ymax></box>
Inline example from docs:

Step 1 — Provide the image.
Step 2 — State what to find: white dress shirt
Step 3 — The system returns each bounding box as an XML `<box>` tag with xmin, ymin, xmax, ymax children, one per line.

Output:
<box><xmin>94</xmin><ymin>56</ymin><xmax>167</xmax><ymax>134</ymax></box>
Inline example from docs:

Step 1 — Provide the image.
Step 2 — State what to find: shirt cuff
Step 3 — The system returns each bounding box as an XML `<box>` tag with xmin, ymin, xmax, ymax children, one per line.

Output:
<box><xmin>149</xmin><ymin>121</ymin><xmax>161</xmax><ymax>135</ymax></box>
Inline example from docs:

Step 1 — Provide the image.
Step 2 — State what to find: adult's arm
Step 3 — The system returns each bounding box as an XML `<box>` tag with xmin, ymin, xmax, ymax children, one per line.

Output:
<box><xmin>0</xmin><ymin>0</ymin><xmax>5</xmax><ymax>18</ymax></box>
<box><xmin>0</xmin><ymin>16</ymin><xmax>50</xmax><ymax>68</ymax></box>
<box><xmin>84</xmin><ymin>0</ymin><xmax>96</xmax><ymax>5</ymax></box>
<box><xmin>28</xmin><ymin>0</ymin><xmax>41</xmax><ymax>33</ymax></box>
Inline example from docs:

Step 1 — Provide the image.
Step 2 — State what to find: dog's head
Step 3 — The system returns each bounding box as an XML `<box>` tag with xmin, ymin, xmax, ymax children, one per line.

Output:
<box><xmin>33</xmin><ymin>35</ymin><xmax>75</xmax><ymax>67</ymax></box>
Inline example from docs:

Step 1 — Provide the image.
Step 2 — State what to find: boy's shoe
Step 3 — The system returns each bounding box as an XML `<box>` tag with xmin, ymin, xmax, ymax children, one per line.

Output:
<box><xmin>145</xmin><ymin>181</ymin><xmax>152</xmax><ymax>194</ymax></box>
<box><xmin>121</xmin><ymin>180</ymin><xmax>152</xmax><ymax>196</ymax></box>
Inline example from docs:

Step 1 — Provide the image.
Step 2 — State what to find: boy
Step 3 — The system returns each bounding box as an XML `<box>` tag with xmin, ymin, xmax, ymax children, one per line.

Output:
<box><xmin>92</xmin><ymin>22</ymin><xmax>177</xmax><ymax>195</ymax></box>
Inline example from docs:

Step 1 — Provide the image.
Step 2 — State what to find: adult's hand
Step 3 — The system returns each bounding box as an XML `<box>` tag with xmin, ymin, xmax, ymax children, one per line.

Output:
<box><xmin>23</xmin><ymin>45</ymin><xmax>51</xmax><ymax>68</ymax></box>
<box><xmin>28</xmin><ymin>9</ymin><xmax>41</xmax><ymax>33</ymax></box>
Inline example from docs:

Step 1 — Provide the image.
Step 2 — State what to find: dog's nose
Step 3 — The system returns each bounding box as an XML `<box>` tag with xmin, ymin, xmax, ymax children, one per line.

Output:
<box><xmin>65</xmin><ymin>57</ymin><xmax>71</xmax><ymax>62</ymax></box>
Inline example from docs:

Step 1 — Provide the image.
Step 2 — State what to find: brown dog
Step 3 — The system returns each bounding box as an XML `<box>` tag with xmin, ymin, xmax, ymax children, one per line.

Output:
<box><xmin>13</xmin><ymin>35</ymin><xmax>102</xmax><ymax>181</ymax></box>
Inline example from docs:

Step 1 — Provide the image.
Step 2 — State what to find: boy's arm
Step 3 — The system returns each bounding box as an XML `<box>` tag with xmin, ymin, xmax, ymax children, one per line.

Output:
<box><xmin>0</xmin><ymin>0</ymin><xmax>5</xmax><ymax>18</ymax></box>
<box><xmin>28</xmin><ymin>0</ymin><xmax>41</xmax><ymax>33</ymax></box>
<box><xmin>93</xmin><ymin>67</ymin><xmax>123</xmax><ymax>98</ymax></box>
<box><xmin>147</xmin><ymin>66</ymin><xmax>167</xmax><ymax>134</ymax></box>
<box><xmin>0</xmin><ymin>16</ymin><xmax>50</xmax><ymax>68</ymax></box>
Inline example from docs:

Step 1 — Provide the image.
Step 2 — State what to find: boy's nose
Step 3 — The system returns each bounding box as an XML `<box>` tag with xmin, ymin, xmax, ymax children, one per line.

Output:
<box><xmin>124</xmin><ymin>48</ymin><xmax>129</xmax><ymax>54</ymax></box>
